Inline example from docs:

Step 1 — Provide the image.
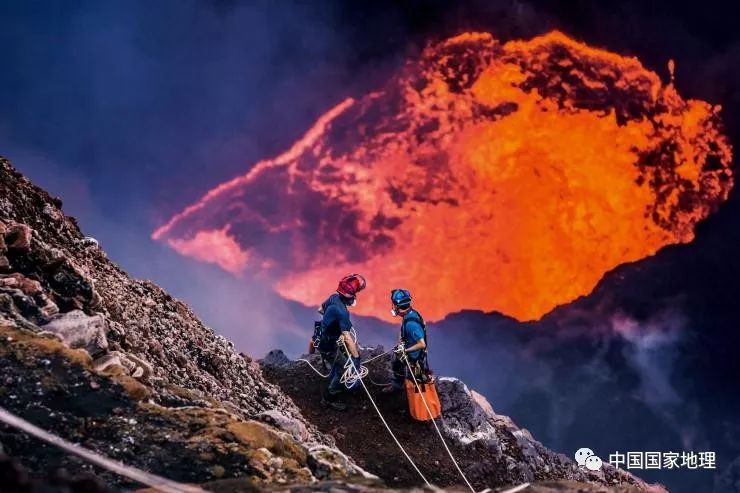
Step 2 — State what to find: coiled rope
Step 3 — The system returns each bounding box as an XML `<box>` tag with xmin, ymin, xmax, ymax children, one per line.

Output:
<box><xmin>297</xmin><ymin>328</ymin><xmax>392</xmax><ymax>387</ymax></box>
<box><xmin>0</xmin><ymin>406</ymin><xmax>208</xmax><ymax>493</ymax></box>
<box><xmin>297</xmin><ymin>350</ymin><xmax>391</xmax><ymax>379</ymax></box>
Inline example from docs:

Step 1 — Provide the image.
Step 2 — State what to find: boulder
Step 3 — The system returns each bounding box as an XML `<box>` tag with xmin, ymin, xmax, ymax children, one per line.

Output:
<box><xmin>257</xmin><ymin>409</ymin><xmax>310</xmax><ymax>441</ymax></box>
<box><xmin>92</xmin><ymin>352</ymin><xmax>127</xmax><ymax>374</ymax></box>
<box><xmin>0</xmin><ymin>273</ymin><xmax>42</xmax><ymax>296</ymax></box>
<box><xmin>261</xmin><ymin>349</ymin><xmax>292</xmax><ymax>368</ymax></box>
<box><xmin>471</xmin><ymin>389</ymin><xmax>496</xmax><ymax>417</ymax></box>
<box><xmin>437</xmin><ymin>377</ymin><xmax>500</xmax><ymax>444</ymax></box>
<box><xmin>5</xmin><ymin>223</ymin><xmax>32</xmax><ymax>253</ymax></box>
<box><xmin>0</xmin><ymin>274</ymin><xmax>60</xmax><ymax>325</ymax></box>
<box><xmin>41</xmin><ymin>203</ymin><xmax>64</xmax><ymax>223</ymax></box>
<box><xmin>307</xmin><ymin>445</ymin><xmax>378</xmax><ymax>482</ymax></box>
<box><xmin>37</xmin><ymin>294</ymin><xmax>59</xmax><ymax>319</ymax></box>
<box><xmin>124</xmin><ymin>352</ymin><xmax>154</xmax><ymax>380</ymax></box>
<box><xmin>40</xmin><ymin>309</ymin><xmax>109</xmax><ymax>356</ymax></box>
<box><xmin>92</xmin><ymin>350</ymin><xmax>153</xmax><ymax>380</ymax></box>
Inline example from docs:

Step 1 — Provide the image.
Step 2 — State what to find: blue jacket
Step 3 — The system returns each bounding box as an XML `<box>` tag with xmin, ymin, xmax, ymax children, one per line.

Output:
<box><xmin>318</xmin><ymin>294</ymin><xmax>352</xmax><ymax>351</ymax></box>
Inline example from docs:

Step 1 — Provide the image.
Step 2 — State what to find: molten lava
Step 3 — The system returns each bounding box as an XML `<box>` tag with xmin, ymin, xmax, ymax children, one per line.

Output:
<box><xmin>153</xmin><ymin>31</ymin><xmax>733</xmax><ymax>322</ymax></box>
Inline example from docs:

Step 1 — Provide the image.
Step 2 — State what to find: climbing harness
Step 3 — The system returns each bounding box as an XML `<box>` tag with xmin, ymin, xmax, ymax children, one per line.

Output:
<box><xmin>0</xmin><ymin>406</ymin><xmax>207</xmax><ymax>493</ymax></box>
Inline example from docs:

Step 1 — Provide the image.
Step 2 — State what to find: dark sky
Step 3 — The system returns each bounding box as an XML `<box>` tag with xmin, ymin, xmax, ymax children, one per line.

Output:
<box><xmin>0</xmin><ymin>0</ymin><xmax>420</xmax><ymax>352</ymax></box>
<box><xmin>2</xmin><ymin>2</ymin><xmax>740</xmax><ymax>491</ymax></box>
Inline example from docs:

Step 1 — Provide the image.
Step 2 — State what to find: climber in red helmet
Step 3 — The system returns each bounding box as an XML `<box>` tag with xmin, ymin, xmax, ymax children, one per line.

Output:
<box><xmin>312</xmin><ymin>274</ymin><xmax>366</xmax><ymax>411</ymax></box>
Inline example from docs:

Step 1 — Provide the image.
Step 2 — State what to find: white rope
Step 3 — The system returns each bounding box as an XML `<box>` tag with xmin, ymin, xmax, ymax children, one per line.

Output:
<box><xmin>339</xmin><ymin>356</ymin><xmax>368</xmax><ymax>388</ymax></box>
<box><xmin>298</xmin><ymin>353</ymin><xmax>393</xmax><ymax>387</ymax></box>
<box><xmin>362</xmin><ymin>350</ymin><xmax>393</xmax><ymax>365</ymax></box>
<box><xmin>296</xmin><ymin>356</ymin><xmax>370</xmax><ymax>386</ymax></box>
<box><xmin>300</xmin><ymin>333</ymin><xmax>392</xmax><ymax>389</ymax></box>
<box><xmin>0</xmin><ymin>406</ymin><xmax>208</xmax><ymax>493</ymax></box>
<box><xmin>296</xmin><ymin>358</ymin><xmax>331</xmax><ymax>378</ymax></box>
<box><xmin>340</xmin><ymin>340</ymin><xmax>432</xmax><ymax>488</ymax></box>
<box><xmin>403</xmin><ymin>355</ymin><xmax>476</xmax><ymax>493</ymax></box>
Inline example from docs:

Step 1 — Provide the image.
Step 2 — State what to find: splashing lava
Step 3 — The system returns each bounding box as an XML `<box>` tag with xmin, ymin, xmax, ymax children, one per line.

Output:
<box><xmin>153</xmin><ymin>32</ymin><xmax>733</xmax><ymax>322</ymax></box>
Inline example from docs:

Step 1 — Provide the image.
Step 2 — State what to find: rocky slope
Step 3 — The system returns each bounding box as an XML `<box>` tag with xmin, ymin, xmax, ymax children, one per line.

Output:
<box><xmin>0</xmin><ymin>154</ymin><xmax>664</xmax><ymax>492</ymax></box>
<box><xmin>261</xmin><ymin>349</ymin><xmax>665</xmax><ymax>492</ymax></box>
<box><xmin>0</xmin><ymin>156</ymin><xmax>373</xmax><ymax>491</ymax></box>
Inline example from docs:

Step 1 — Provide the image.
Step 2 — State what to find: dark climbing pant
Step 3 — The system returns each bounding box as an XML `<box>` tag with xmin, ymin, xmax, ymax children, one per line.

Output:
<box><xmin>323</xmin><ymin>349</ymin><xmax>347</xmax><ymax>400</ymax></box>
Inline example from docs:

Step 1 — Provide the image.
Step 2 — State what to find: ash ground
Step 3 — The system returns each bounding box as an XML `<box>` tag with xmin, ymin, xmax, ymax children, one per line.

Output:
<box><xmin>261</xmin><ymin>349</ymin><xmax>659</xmax><ymax>492</ymax></box>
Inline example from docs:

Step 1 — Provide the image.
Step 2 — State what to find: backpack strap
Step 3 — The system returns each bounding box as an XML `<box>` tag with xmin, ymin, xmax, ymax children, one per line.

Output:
<box><xmin>401</xmin><ymin>310</ymin><xmax>427</xmax><ymax>352</ymax></box>
<box><xmin>402</xmin><ymin>310</ymin><xmax>432</xmax><ymax>378</ymax></box>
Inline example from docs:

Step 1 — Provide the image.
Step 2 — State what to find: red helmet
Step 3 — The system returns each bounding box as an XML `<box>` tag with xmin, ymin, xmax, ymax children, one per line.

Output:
<box><xmin>337</xmin><ymin>274</ymin><xmax>367</xmax><ymax>298</ymax></box>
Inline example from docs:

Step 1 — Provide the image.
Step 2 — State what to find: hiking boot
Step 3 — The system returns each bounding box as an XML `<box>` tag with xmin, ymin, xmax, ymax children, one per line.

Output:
<box><xmin>321</xmin><ymin>397</ymin><xmax>347</xmax><ymax>411</ymax></box>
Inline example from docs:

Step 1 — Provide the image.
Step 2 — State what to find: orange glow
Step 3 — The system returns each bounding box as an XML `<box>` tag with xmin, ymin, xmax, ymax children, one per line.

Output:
<box><xmin>153</xmin><ymin>31</ymin><xmax>733</xmax><ymax>322</ymax></box>
<box><xmin>169</xmin><ymin>227</ymin><xmax>250</xmax><ymax>273</ymax></box>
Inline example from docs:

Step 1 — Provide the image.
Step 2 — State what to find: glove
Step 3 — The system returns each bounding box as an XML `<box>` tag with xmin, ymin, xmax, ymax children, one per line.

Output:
<box><xmin>393</xmin><ymin>343</ymin><xmax>405</xmax><ymax>354</ymax></box>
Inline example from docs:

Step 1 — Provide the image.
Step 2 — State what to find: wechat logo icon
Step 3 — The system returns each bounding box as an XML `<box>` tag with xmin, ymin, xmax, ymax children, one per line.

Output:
<box><xmin>575</xmin><ymin>447</ymin><xmax>603</xmax><ymax>471</ymax></box>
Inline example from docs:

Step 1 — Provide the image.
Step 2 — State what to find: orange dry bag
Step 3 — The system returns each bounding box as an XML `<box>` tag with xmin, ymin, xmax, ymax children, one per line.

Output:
<box><xmin>405</xmin><ymin>378</ymin><xmax>441</xmax><ymax>421</ymax></box>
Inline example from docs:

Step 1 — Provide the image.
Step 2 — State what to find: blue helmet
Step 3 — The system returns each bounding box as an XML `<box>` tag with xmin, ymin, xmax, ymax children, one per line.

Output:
<box><xmin>390</xmin><ymin>289</ymin><xmax>412</xmax><ymax>310</ymax></box>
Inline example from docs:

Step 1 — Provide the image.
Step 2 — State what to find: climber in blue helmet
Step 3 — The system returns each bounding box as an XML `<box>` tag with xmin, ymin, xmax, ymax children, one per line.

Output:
<box><xmin>382</xmin><ymin>288</ymin><xmax>428</xmax><ymax>393</ymax></box>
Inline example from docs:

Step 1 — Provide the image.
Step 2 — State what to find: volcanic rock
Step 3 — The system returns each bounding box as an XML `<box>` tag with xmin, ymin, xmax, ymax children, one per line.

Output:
<box><xmin>40</xmin><ymin>309</ymin><xmax>109</xmax><ymax>356</ymax></box>
<box><xmin>92</xmin><ymin>352</ymin><xmax>127</xmax><ymax>374</ymax></box>
<box><xmin>0</xmin><ymin>273</ymin><xmax>43</xmax><ymax>296</ymax></box>
<box><xmin>0</xmin><ymin>156</ymin><xmax>375</xmax><ymax>490</ymax></box>
<box><xmin>257</xmin><ymin>409</ymin><xmax>311</xmax><ymax>442</ymax></box>
<box><xmin>5</xmin><ymin>222</ymin><xmax>32</xmax><ymax>253</ymax></box>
